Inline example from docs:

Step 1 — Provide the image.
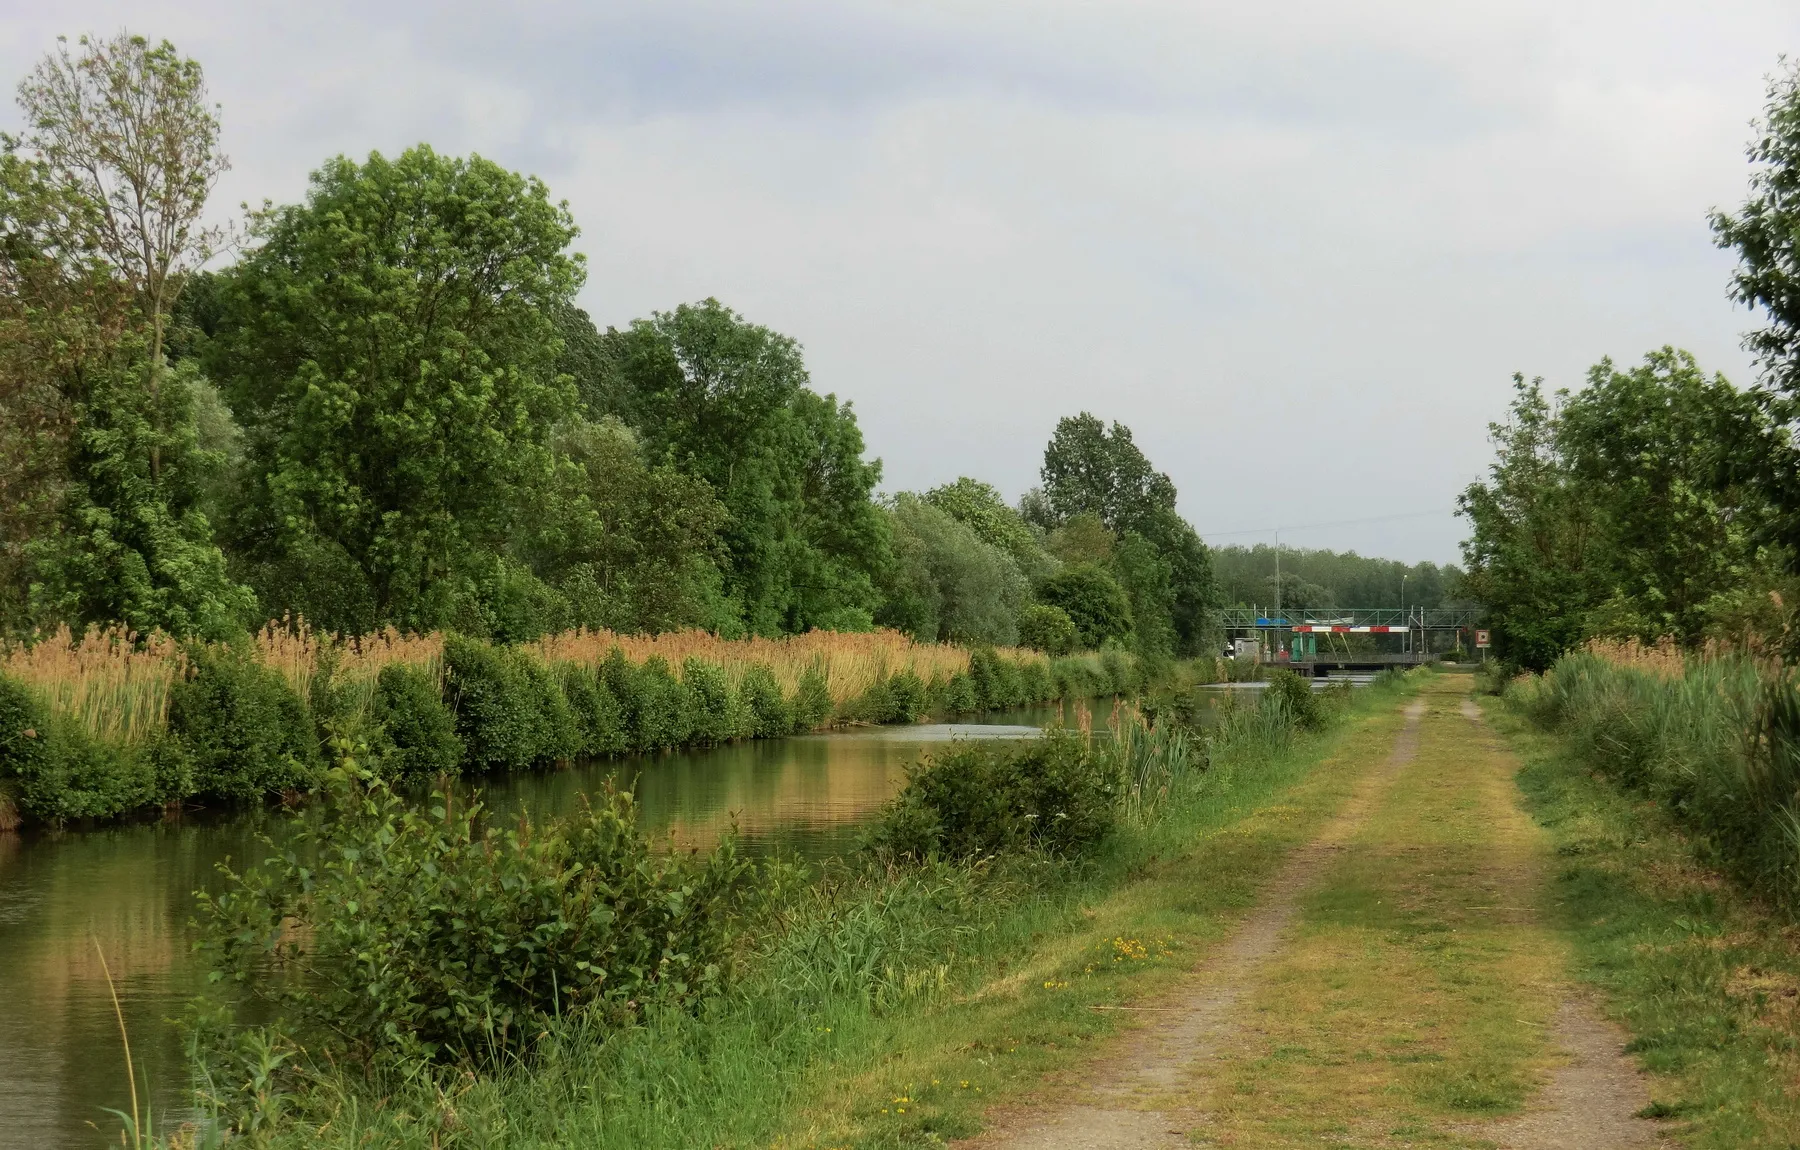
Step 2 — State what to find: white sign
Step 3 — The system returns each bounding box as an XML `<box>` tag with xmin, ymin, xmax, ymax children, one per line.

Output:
<box><xmin>1475</xmin><ymin>629</ymin><xmax>1491</xmax><ymax>648</ymax></box>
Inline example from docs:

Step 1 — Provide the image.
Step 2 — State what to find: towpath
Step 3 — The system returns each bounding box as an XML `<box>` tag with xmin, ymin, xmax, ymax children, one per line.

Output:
<box><xmin>964</xmin><ymin>675</ymin><xmax>1659</xmax><ymax>1149</ymax></box>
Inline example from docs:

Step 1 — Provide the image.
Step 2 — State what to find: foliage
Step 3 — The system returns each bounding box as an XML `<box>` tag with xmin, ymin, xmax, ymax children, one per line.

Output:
<box><xmin>1458</xmin><ymin>354</ymin><xmax>1775</xmax><ymax>668</ymax></box>
<box><xmin>1711</xmin><ymin>58</ymin><xmax>1800</xmax><ymax>401</ymax></box>
<box><xmin>167</xmin><ymin>644</ymin><xmax>317</xmax><ymax>801</ymax></box>
<box><xmin>1034</xmin><ymin>563</ymin><xmax>1133</xmax><ymax>650</ymax></box>
<box><xmin>923</xmin><ymin>477</ymin><xmax>1052</xmax><ymax>577</ymax></box>
<box><xmin>195</xmin><ymin>776</ymin><xmax>750</xmax><ymax>1083</ymax></box>
<box><xmin>1032</xmin><ymin>413</ymin><xmax>1176</xmax><ymax>536</ymax></box>
<box><xmin>1264</xmin><ymin>668</ymin><xmax>1324</xmax><ymax>730</ymax></box>
<box><xmin>877</xmin><ymin>494</ymin><xmax>1026</xmax><ymax>645</ymax></box>
<box><xmin>1210</xmin><ymin>545</ymin><xmax>1464</xmax><ymax>611</ymax></box>
<box><xmin>1017</xmin><ymin>602</ymin><xmax>1077</xmax><ymax>655</ymax></box>
<box><xmin>1027</xmin><ymin>414</ymin><xmax>1215</xmax><ymax>656</ymax></box>
<box><xmin>866</xmin><ymin>731</ymin><xmax>1123</xmax><ymax>861</ymax></box>
<box><xmin>1511</xmin><ymin>645</ymin><xmax>1800</xmax><ymax>910</ymax></box>
<box><xmin>606</xmin><ymin>299</ymin><xmax>888</xmax><ymax>636</ymax></box>
<box><xmin>4</xmin><ymin>36</ymin><xmax>251</xmax><ymax>640</ymax></box>
<box><xmin>368</xmin><ymin>663</ymin><xmax>461</xmax><ymax>781</ymax></box>
<box><xmin>528</xmin><ymin>418</ymin><xmax>734</xmax><ymax>636</ymax></box>
<box><xmin>207</xmin><ymin>145</ymin><xmax>583</xmax><ymax>633</ymax></box>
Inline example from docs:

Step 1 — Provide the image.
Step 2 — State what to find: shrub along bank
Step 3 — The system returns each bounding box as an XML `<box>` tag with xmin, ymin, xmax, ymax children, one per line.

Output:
<box><xmin>0</xmin><ymin>634</ymin><xmax>1139</xmax><ymax>829</ymax></box>
<box><xmin>1504</xmin><ymin>640</ymin><xmax>1800</xmax><ymax>910</ymax></box>
<box><xmin>175</xmin><ymin>664</ymin><xmax>1405</xmax><ymax>1144</ymax></box>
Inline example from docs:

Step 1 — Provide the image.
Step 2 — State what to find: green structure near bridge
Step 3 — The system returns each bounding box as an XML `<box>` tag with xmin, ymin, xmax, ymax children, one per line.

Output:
<box><xmin>1214</xmin><ymin>607</ymin><xmax>1483</xmax><ymax>674</ymax></box>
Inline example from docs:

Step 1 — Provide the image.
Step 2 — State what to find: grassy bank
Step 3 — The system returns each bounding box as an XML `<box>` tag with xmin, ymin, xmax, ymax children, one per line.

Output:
<box><xmin>1503</xmin><ymin>639</ymin><xmax>1800</xmax><ymax>908</ymax></box>
<box><xmin>1490</xmin><ymin>698</ymin><xmax>1800</xmax><ymax>1145</ymax></box>
<box><xmin>162</xmin><ymin>670</ymin><xmax>1423</xmax><ymax>1149</ymax></box>
<box><xmin>0</xmin><ymin>623</ymin><xmax>1139</xmax><ymax>829</ymax></box>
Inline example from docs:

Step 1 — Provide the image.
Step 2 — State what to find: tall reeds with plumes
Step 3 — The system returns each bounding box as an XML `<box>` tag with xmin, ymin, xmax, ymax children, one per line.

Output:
<box><xmin>530</xmin><ymin>627</ymin><xmax>1034</xmax><ymax>707</ymax></box>
<box><xmin>1</xmin><ymin>625</ymin><xmax>182</xmax><ymax>744</ymax></box>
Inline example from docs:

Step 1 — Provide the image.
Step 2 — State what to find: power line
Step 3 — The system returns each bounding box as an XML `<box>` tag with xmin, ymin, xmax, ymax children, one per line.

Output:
<box><xmin>1198</xmin><ymin>509</ymin><xmax>1452</xmax><ymax>539</ymax></box>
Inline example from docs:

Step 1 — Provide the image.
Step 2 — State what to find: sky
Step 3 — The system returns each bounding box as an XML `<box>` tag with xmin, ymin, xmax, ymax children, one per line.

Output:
<box><xmin>2</xmin><ymin>1</ymin><xmax>1795</xmax><ymax>564</ymax></box>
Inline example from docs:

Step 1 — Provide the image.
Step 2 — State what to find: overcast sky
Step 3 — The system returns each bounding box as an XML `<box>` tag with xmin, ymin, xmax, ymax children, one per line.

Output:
<box><xmin>3</xmin><ymin>1</ymin><xmax>1794</xmax><ymax>564</ymax></box>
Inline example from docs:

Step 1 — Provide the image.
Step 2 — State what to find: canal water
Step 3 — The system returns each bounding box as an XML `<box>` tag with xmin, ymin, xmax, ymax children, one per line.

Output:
<box><xmin>0</xmin><ymin>705</ymin><xmax>1098</xmax><ymax>1147</ymax></box>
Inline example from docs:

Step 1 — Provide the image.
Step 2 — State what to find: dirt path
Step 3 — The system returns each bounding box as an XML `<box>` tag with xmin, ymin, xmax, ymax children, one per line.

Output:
<box><xmin>967</xmin><ymin>681</ymin><xmax>1658</xmax><ymax>1149</ymax></box>
<box><xmin>1454</xmin><ymin>698</ymin><xmax>1656</xmax><ymax>1150</ymax></box>
<box><xmin>967</xmin><ymin>699</ymin><xmax>1429</xmax><ymax>1149</ymax></box>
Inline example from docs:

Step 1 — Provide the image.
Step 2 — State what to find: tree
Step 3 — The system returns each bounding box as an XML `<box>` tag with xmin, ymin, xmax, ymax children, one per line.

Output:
<box><xmin>1711</xmin><ymin>59</ymin><xmax>1800</xmax><ymax>400</ymax></box>
<box><xmin>1034</xmin><ymin>564</ymin><xmax>1133</xmax><ymax>650</ymax></box>
<box><xmin>208</xmin><ymin>146</ymin><xmax>583</xmax><ymax>630</ymax></box>
<box><xmin>19</xmin><ymin>33</ymin><xmax>228</xmax><ymax>480</ymax></box>
<box><xmin>1038</xmin><ymin>413</ymin><xmax>1177</xmax><ymax>535</ymax></box>
<box><xmin>877</xmin><ymin>495</ymin><xmax>1026</xmax><ymax>645</ymax></box>
<box><xmin>527</xmin><ymin>418</ymin><xmax>735</xmax><ymax>635</ymax></box>
<box><xmin>609</xmin><ymin>300</ymin><xmax>888</xmax><ymax>634</ymax></box>
<box><xmin>4</xmin><ymin>35</ymin><xmax>249</xmax><ymax>638</ymax></box>
<box><xmin>924</xmin><ymin>477</ymin><xmax>1052</xmax><ymax>576</ymax></box>
<box><xmin>1457</xmin><ymin>375</ymin><xmax>1603</xmax><ymax>669</ymax></box>
<box><xmin>1457</xmin><ymin>355</ymin><xmax>1773</xmax><ymax>668</ymax></box>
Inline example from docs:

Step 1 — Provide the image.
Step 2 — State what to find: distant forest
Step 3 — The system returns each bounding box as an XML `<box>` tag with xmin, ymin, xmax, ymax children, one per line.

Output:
<box><xmin>1210</xmin><ymin>545</ymin><xmax>1466</xmax><ymax>612</ymax></box>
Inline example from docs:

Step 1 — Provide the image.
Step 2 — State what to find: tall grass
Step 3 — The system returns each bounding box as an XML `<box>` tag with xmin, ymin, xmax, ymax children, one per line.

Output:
<box><xmin>530</xmin><ymin>626</ymin><xmax>1032</xmax><ymax>703</ymax></box>
<box><xmin>1509</xmin><ymin>640</ymin><xmax>1800</xmax><ymax>907</ymax></box>
<box><xmin>0</xmin><ymin>625</ymin><xmax>182</xmax><ymax>744</ymax></box>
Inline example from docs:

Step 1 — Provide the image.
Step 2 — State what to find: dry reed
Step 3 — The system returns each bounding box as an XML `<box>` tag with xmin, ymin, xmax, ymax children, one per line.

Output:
<box><xmin>530</xmin><ymin>627</ymin><xmax>1045</xmax><ymax>706</ymax></box>
<box><xmin>1</xmin><ymin>625</ymin><xmax>183</xmax><ymax>744</ymax></box>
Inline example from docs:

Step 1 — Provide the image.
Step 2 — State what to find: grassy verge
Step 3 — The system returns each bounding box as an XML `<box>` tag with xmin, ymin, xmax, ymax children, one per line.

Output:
<box><xmin>1190</xmin><ymin>675</ymin><xmax>1567</xmax><ymax>1147</ymax></box>
<box><xmin>192</xmin><ymin>676</ymin><xmax>1425</xmax><ymax>1149</ymax></box>
<box><xmin>1489</xmin><ymin>698</ymin><xmax>1800</xmax><ymax>1147</ymax></box>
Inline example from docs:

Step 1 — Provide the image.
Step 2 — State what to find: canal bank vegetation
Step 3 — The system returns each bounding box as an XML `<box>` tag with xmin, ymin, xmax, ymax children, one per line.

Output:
<box><xmin>164</xmin><ymin>666</ymin><xmax>1421</xmax><ymax>1147</ymax></box>
<box><xmin>0</xmin><ymin>622</ymin><xmax>1139</xmax><ymax>828</ymax></box>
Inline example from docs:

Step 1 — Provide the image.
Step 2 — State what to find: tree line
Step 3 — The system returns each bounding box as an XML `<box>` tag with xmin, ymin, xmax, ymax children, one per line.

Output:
<box><xmin>1209</xmin><ymin>545</ymin><xmax>1465</xmax><ymax>614</ymax></box>
<box><xmin>1460</xmin><ymin>61</ymin><xmax>1800</xmax><ymax>669</ymax></box>
<box><xmin>0</xmin><ymin>34</ymin><xmax>1218</xmax><ymax>656</ymax></box>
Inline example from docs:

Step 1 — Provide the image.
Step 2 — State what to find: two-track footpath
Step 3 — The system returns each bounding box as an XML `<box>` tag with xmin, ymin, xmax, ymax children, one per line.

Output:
<box><xmin>965</xmin><ymin>674</ymin><xmax>1658</xmax><ymax>1149</ymax></box>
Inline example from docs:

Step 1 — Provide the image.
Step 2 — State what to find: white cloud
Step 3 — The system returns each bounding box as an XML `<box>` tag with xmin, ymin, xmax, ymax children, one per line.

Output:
<box><xmin>2</xmin><ymin>0</ymin><xmax>1794</xmax><ymax>562</ymax></box>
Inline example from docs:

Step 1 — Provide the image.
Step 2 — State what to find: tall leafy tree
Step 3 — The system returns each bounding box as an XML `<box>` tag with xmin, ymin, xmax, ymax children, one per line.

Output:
<box><xmin>877</xmin><ymin>494</ymin><xmax>1026</xmax><ymax>645</ymax></box>
<box><xmin>924</xmin><ymin>477</ymin><xmax>1052</xmax><ymax>577</ymax></box>
<box><xmin>1458</xmin><ymin>355</ymin><xmax>1773</xmax><ymax>668</ymax></box>
<box><xmin>1030</xmin><ymin>413</ymin><xmax>1215</xmax><ymax>654</ymax></box>
<box><xmin>6</xmin><ymin>34</ymin><xmax>250</xmax><ymax>638</ymax></box>
<box><xmin>609</xmin><ymin>299</ymin><xmax>887</xmax><ymax>634</ymax></box>
<box><xmin>207</xmin><ymin>146</ymin><xmax>583</xmax><ymax>631</ymax></box>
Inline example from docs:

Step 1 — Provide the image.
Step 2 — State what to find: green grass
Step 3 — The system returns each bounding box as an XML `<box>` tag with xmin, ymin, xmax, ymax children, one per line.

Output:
<box><xmin>1491</xmin><ymin>699</ymin><xmax>1800</xmax><ymax>1148</ymax></box>
<box><xmin>171</xmin><ymin>676</ymin><xmax>1426</xmax><ymax>1149</ymax></box>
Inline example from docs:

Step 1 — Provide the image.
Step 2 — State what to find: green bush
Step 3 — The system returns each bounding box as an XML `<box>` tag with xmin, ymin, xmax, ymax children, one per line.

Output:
<box><xmin>445</xmin><ymin>636</ymin><xmax>542</xmax><ymax>772</ymax></box>
<box><xmin>520</xmin><ymin>655</ymin><xmax>581</xmax><ymax>762</ymax></box>
<box><xmin>886</xmin><ymin>670</ymin><xmax>928</xmax><ymax>723</ymax></box>
<box><xmin>1265</xmin><ymin>668</ymin><xmax>1324</xmax><ymax>730</ymax></box>
<box><xmin>369</xmin><ymin>664</ymin><xmax>461</xmax><ymax>781</ymax></box>
<box><xmin>941</xmin><ymin>671</ymin><xmax>978</xmax><ymax>714</ymax></box>
<box><xmin>682</xmin><ymin>658</ymin><xmax>738</xmax><ymax>745</ymax></box>
<box><xmin>170</xmin><ymin>646</ymin><xmax>319</xmax><ymax>801</ymax></box>
<box><xmin>792</xmin><ymin>664</ymin><xmax>833</xmax><ymax>729</ymax></box>
<box><xmin>627</xmin><ymin>656</ymin><xmax>693</xmax><ymax>750</ymax></box>
<box><xmin>1018</xmin><ymin>658</ymin><xmax>1053</xmax><ymax>703</ymax></box>
<box><xmin>867</xmin><ymin>731</ymin><xmax>1122</xmax><ymax>860</ymax></box>
<box><xmin>737</xmin><ymin>664</ymin><xmax>792</xmax><ymax>737</ymax></box>
<box><xmin>1034</xmin><ymin>564</ymin><xmax>1133</xmax><ymax>650</ymax></box>
<box><xmin>1017</xmin><ymin>603</ymin><xmax>1076</xmax><ymax>655</ymax></box>
<box><xmin>560</xmin><ymin>662</ymin><xmax>627</xmax><ymax>756</ymax></box>
<box><xmin>196</xmin><ymin>779</ymin><xmax>749</xmax><ymax>1081</ymax></box>
<box><xmin>0</xmin><ymin>677</ymin><xmax>179</xmax><ymax>821</ymax></box>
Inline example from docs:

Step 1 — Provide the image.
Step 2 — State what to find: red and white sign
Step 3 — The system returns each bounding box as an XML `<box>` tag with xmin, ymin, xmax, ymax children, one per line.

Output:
<box><xmin>1291</xmin><ymin>625</ymin><xmax>1406</xmax><ymax>634</ymax></box>
<box><xmin>1475</xmin><ymin>629</ymin><xmax>1491</xmax><ymax>648</ymax></box>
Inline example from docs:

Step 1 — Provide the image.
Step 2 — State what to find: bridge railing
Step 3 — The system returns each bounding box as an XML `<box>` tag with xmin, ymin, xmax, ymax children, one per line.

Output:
<box><xmin>1214</xmin><ymin>607</ymin><xmax>1480</xmax><ymax>630</ymax></box>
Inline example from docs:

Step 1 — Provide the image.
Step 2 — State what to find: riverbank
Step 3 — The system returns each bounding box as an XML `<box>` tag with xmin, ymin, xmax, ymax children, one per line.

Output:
<box><xmin>1489</xmin><ymin>656</ymin><xmax>1800</xmax><ymax>1145</ymax></box>
<box><xmin>163</xmin><ymin>668</ymin><xmax>1416</xmax><ymax>1147</ymax></box>
<box><xmin>0</xmin><ymin>624</ymin><xmax>1148</xmax><ymax>829</ymax></box>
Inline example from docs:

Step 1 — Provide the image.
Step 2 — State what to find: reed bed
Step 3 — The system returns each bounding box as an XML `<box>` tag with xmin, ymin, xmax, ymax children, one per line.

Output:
<box><xmin>529</xmin><ymin>627</ymin><xmax>1036</xmax><ymax>707</ymax></box>
<box><xmin>254</xmin><ymin>618</ymin><xmax>447</xmax><ymax>699</ymax></box>
<box><xmin>0</xmin><ymin>625</ymin><xmax>182</xmax><ymax>744</ymax></box>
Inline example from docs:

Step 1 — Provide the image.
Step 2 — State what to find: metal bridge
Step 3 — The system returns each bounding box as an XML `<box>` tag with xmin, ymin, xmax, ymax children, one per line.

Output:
<box><xmin>1213</xmin><ymin>606</ymin><xmax>1483</xmax><ymax>675</ymax></box>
